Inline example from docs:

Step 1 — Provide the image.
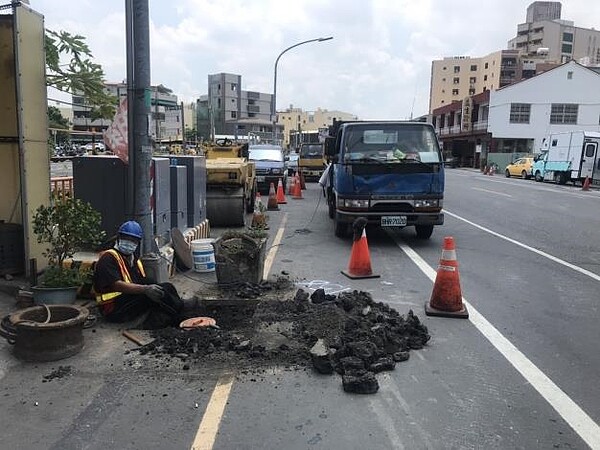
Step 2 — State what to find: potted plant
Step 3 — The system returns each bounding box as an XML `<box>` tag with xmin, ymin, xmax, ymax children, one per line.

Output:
<box><xmin>31</xmin><ymin>198</ymin><xmax>105</xmax><ymax>304</ymax></box>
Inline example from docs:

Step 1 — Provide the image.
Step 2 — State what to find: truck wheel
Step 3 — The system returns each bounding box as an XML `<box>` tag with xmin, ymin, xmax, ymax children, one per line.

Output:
<box><xmin>535</xmin><ymin>171</ymin><xmax>543</xmax><ymax>182</ymax></box>
<box><xmin>328</xmin><ymin>194</ymin><xmax>335</xmax><ymax>219</ymax></box>
<box><xmin>415</xmin><ymin>225</ymin><xmax>434</xmax><ymax>239</ymax></box>
<box><xmin>334</xmin><ymin>215</ymin><xmax>349</xmax><ymax>238</ymax></box>
<box><xmin>558</xmin><ymin>172</ymin><xmax>568</xmax><ymax>185</ymax></box>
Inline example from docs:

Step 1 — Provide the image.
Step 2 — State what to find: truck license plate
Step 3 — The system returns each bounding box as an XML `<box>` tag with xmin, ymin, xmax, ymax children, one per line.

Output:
<box><xmin>256</xmin><ymin>176</ymin><xmax>265</xmax><ymax>182</ymax></box>
<box><xmin>381</xmin><ymin>216</ymin><xmax>407</xmax><ymax>227</ymax></box>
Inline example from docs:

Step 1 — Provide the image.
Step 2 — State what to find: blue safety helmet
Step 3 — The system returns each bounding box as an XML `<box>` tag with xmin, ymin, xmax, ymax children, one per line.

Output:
<box><xmin>118</xmin><ymin>221</ymin><xmax>143</xmax><ymax>239</ymax></box>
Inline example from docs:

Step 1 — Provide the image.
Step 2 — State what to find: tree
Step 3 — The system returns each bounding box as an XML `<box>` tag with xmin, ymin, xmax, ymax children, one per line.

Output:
<box><xmin>45</xmin><ymin>30</ymin><xmax>116</xmax><ymax>120</ymax></box>
<box><xmin>48</xmin><ymin>106</ymin><xmax>70</xmax><ymax>147</ymax></box>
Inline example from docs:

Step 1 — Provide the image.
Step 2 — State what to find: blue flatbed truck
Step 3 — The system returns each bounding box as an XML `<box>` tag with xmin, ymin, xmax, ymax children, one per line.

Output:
<box><xmin>324</xmin><ymin>120</ymin><xmax>445</xmax><ymax>238</ymax></box>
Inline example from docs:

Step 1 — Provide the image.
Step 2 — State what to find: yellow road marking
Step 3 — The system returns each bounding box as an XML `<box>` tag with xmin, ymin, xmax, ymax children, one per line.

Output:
<box><xmin>190</xmin><ymin>216</ymin><xmax>287</xmax><ymax>450</ymax></box>
<box><xmin>263</xmin><ymin>213</ymin><xmax>287</xmax><ymax>279</ymax></box>
<box><xmin>191</xmin><ymin>374</ymin><xmax>235</xmax><ymax>450</ymax></box>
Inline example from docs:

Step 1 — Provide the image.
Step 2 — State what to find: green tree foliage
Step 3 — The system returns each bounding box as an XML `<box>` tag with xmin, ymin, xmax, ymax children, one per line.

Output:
<box><xmin>45</xmin><ymin>29</ymin><xmax>117</xmax><ymax>120</ymax></box>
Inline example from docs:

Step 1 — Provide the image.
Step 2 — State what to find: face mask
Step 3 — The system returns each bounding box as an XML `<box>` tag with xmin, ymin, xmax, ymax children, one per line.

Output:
<box><xmin>116</xmin><ymin>239</ymin><xmax>138</xmax><ymax>255</ymax></box>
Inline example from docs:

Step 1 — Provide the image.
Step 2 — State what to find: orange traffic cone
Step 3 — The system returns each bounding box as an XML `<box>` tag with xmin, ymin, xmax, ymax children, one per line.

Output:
<box><xmin>341</xmin><ymin>228</ymin><xmax>380</xmax><ymax>279</ymax></box>
<box><xmin>582</xmin><ymin>176</ymin><xmax>591</xmax><ymax>191</ymax></box>
<box><xmin>287</xmin><ymin>175</ymin><xmax>296</xmax><ymax>195</ymax></box>
<box><xmin>425</xmin><ymin>236</ymin><xmax>468</xmax><ymax>318</ymax></box>
<box><xmin>267</xmin><ymin>182</ymin><xmax>279</xmax><ymax>210</ymax></box>
<box><xmin>292</xmin><ymin>173</ymin><xmax>303</xmax><ymax>199</ymax></box>
<box><xmin>276</xmin><ymin>178</ymin><xmax>287</xmax><ymax>204</ymax></box>
<box><xmin>251</xmin><ymin>192</ymin><xmax>267</xmax><ymax>228</ymax></box>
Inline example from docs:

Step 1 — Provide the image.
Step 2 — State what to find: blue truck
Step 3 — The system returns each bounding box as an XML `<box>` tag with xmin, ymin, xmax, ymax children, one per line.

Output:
<box><xmin>324</xmin><ymin>120</ymin><xmax>445</xmax><ymax>238</ymax></box>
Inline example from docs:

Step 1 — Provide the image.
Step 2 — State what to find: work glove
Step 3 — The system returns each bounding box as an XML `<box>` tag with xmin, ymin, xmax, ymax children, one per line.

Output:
<box><xmin>144</xmin><ymin>284</ymin><xmax>165</xmax><ymax>302</ymax></box>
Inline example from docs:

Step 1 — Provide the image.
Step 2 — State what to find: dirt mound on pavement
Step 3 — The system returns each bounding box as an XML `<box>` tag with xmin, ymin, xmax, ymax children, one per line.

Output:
<box><xmin>137</xmin><ymin>287</ymin><xmax>430</xmax><ymax>394</ymax></box>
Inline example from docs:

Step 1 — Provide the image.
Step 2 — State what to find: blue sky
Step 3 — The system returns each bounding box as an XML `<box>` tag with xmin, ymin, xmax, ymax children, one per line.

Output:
<box><xmin>33</xmin><ymin>0</ymin><xmax>600</xmax><ymax>119</ymax></box>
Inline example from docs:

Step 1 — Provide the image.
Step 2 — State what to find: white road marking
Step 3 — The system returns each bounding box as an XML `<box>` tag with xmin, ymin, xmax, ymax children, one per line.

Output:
<box><xmin>444</xmin><ymin>210</ymin><xmax>600</xmax><ymax>282</ymax></box>
<box><xmin>471</xmin><ymin>187</ymin><xmax>513</xmax><ymax>198</ymax></box>
<box><xmin>392</xmin><ymin>237</ymin><xmax>600</xmax><ymax>450</ymax></box>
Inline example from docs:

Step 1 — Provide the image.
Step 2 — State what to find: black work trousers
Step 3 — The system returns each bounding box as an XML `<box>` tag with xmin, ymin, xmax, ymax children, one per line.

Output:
<box><xmin>103</xmin><ymin>282</ymin><xmax>183</xmax><ymax>329</ymax></box>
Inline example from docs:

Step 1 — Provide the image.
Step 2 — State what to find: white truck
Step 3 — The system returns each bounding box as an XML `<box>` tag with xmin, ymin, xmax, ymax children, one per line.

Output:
<box><xmin>532</xmin><ymin>131</ymin><xmax>600</xmax><ymax>184</ymax></box>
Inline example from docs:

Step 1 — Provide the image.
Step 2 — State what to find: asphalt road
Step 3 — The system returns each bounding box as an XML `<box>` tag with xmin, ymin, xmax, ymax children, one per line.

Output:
<box><xmin>1</xmin><ymin>169</ymin><xmax>599</xmax><ymax>449</ymax></box>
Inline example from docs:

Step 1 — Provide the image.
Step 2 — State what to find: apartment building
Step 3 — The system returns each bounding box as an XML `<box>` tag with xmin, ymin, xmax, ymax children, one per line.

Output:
<box><xmin>277</xmin><ymin>106</ymin><xmax>358</xmax><ymax>148</ymax></box>
<box><xmin>72</xmin><ymin>83</ymin><xmax>181</xmax><ymax>143</ymax></box>
<box><xmin>196</xmin><ymin>73</ymin><xmax>276</xmax><ymax>141</ymax></box>
<box><xmin>526</xmin><ymin>1</ymin><xmax>561</xmax><ymax>23</ymax></box>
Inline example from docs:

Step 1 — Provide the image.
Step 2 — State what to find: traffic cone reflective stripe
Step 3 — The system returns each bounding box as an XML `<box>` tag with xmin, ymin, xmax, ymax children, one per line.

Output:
<box><xmin>341</xmin><ymin>229</ymin><xmax>380</xmax><ymax>279</ymax></box>
<box><xmin>267</xmin><ymin>182</ymin><xmax>279</xmax><ymax>210</ymax></box>
<box><xmin>276</xmin><ymin>178</ymin><xmax>287</xmax><ymax>204</ymax></box>
<box><xmin>425</xmin><ymin>236</ymin><xmax>468</xmax><ymax>318</ymax></box>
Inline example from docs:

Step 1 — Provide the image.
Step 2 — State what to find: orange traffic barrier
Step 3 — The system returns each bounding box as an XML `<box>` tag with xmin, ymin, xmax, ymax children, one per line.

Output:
<box><xmin>291</xmin><ymin>173</ymin><xmax>303</xmax><ymax>199</ymax></box>
<box><xmin>582</xmin><ymin>176</ymin><xmax>591</xmax><ymax>191</ymax></box>
<box><xmin>267</xmin><ymin>182</ymin><xmax>279</xmax><ymax>211</ymax></box>
<box><xmin>276</xmin><ymin>178</ymin><xmax>287</xmax><ymax>204</ymax></box>
<box><xmin>425</xmin><ymin>236</ymin><xmax>469</xmax><ymax>318</ymax></box>
<box><xmin>341</xmin><ymin>228</ymin><xmax>380</xmax><ymax>279</ymax></box>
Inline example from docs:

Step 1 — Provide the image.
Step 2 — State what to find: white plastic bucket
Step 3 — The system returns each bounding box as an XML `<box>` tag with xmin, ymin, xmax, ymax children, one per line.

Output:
<box><xmin>191</xmin><ymin>239</ymin><xmax>215</xmax><ymax>272</ymax></box>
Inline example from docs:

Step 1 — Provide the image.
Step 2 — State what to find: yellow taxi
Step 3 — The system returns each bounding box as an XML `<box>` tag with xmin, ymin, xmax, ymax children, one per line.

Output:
<box><xmin>505</xmin><ymin>157</ymin><xmax>534</xmax><ymax>179</ymax></box>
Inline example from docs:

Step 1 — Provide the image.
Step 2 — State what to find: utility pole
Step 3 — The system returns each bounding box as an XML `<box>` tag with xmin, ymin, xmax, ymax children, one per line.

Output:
<box><xmin>125</xmin><ymin>0</ymin><xmax>153</xmax><ymax>253</ymax></box>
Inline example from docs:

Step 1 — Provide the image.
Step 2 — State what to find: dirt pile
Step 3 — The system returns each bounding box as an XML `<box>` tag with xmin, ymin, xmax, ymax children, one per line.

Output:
<box><xmin>137</xmin><ymin>288</ymin><xmax>430</xmax><ymax>394</ymax></box>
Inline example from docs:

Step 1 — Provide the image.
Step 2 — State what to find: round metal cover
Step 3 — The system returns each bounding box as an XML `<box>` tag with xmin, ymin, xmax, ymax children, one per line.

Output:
<box><xmin>179</xmin><ymin>316</ymin><xmax>217</xmax><ymax>329</ymax></box>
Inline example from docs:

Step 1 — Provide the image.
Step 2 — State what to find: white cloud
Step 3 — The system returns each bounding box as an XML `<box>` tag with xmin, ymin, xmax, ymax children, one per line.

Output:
<box><xmin>34</xmin><ymin>0</ymin><xmax>600</xmax><ymax>119</ymax></box>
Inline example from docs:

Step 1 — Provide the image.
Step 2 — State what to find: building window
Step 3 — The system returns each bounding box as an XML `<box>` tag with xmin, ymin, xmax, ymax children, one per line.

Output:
<box><xmin>563</xmin><ymin>32</ymin><xmax>573</xmax><ymax>42</ymax></box>
<box><xmin>470</xmin><ymin>65</ymin><xmax>477</xmax><ymax>71</ymax></box>
<box><xmin>442</xmin><ymin>66</ymin><xmax>447</xmax><ymax>70</ymax></box>
<box><xmin>484</xmin><ymin>62</ymin><xmax>489</xmax><ymax>69</ymax></box>
<box><xmin>452</xmin><ymin>89</ymin><xmax>459</xmax><ymax>96</ymax></box>
<box><xmin>567</xmin><ymin>71</ymin><xmax>573</xmax><ymax>80</ymax></box>
<box><xmin>231</xmin><ymin>83</ymin><xmax>237</xmax><ymax>91</ymax></box>
<box><xmin>453</xmin><ymin>66</ymin><xmax>460</xmax><ymax>73</ymax></box>
<box><xmin>562</xmin><ymin>43</ymin><xmax>573</xmax><ymax>53</ymax></box>
<box><xmin>453</xmin><ymin>77</ymin><xmax>460</xmax><ymax>84</ymax></box>
<box><xmin>442</xmin><ymin>78</ymin><xmax>446</xmax><ymax>82</ymax></box>
<box><xmin>509</xmin><ymin>103</ymin><xmax>531</xmax><ymax>123</ymax></box>
<box><xmin>469</xmin><ymin>77</ymin><xmax>476</xmax><ymax>84</ymax></box>
<box><xmin>231</xmin><ymin>111</ymin><xmax>237</xmax><ymax>119</ymax></box>
<box><xmin>469</xmin><ymin>88</ymin><xmax>476</xmax><ymax>95</ymax></box>
<box><xmin>550</xmin><ymin>104</ymin><xmax>578</xmax><ymax>124</ymax></box>
<box><xmin>484</xmin><ymin>74</ymin><xmax>488</xmax><ymax>81</ymax></box>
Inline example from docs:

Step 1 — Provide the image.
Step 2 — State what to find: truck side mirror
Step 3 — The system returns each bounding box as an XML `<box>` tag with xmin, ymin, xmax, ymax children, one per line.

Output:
<box><xmin>324</xmin><ymin>137</ymin><xmax>337</xmax><ymax>157</ymax></box>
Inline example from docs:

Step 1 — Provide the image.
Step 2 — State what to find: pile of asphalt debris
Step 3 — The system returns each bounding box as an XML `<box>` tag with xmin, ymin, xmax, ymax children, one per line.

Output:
<box><xmin>137</xmin><ymin>287</ymin><xmax>430</xmax><ymax>394</ymax></box>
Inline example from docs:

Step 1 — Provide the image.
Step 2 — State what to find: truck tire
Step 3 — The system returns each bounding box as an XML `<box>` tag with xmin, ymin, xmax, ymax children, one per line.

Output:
<box><xmin>328</xmin><ymin>193</ymin><xmax>335</xmax><ymax>219</ymax></box>
<box><xmin>415</xmin><ymin>225</ymin><xmax>434</xmax><ymax>239</ymax></box>
<box><xmin>535</xmin><ymin>171</ymin><xmax>543</xmax><ymax>182</ymax></box>
<box><xmin>558</xmin><ymin>172</ymin><xmax>568</xmax><ymax>185</ymax></box>
<box><xmin>334</xmin><ymin>214</ymin><xmax>349</xmax><ymax>238</ymax></box>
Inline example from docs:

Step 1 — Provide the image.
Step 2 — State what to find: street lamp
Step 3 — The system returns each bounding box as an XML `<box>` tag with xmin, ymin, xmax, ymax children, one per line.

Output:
<box><xmin>272</xmin><ymin>36</ymin><xmax>333</xmax><ymax>144</ymax></box>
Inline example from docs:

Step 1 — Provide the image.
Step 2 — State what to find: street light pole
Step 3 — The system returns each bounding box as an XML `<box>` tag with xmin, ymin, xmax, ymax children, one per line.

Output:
<box><xmin>272</xmin><ymin>36</ymin><xmax>333</xmax><ymax>144</ymax></box>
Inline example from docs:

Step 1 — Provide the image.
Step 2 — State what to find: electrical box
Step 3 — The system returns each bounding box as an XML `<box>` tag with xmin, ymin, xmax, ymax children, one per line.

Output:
<box><xmin>169</xmin><ymin>155</ymin><xmax>207</xmax><ymax>227</ymax></box>
<box><xmin>73</xmin><ymin>156</ymin><xmax>171</xmax><ymax>242</ymax></box>
<box><xmin>169</xmin><ymin>165</ymin><xmax>187</xmax><ymax>231</ymax></box>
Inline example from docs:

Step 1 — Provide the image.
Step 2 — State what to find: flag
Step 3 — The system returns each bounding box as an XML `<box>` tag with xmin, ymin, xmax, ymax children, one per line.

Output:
<box><xmin>103</xmin><ymin>97</ymin><xmax>129</xmax><ymax>164</ymax></box>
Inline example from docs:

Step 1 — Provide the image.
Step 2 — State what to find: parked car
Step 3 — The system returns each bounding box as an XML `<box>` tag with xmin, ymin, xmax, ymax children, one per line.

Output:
<box><xmin>505</xmin><ymin>157</ymin><xmax>533</xmax><ymax>179</ymax></box>
<box><xmin>248</xmin><ymin>144</ymin><xmax>288</xmax><ymax>193</ymax></box>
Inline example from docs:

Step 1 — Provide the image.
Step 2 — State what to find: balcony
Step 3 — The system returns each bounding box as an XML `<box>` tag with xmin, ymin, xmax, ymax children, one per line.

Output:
<box><xmin>473</xmin><ymin>120</ymin><xmax>488</xmax><ymax>131</ymax></box>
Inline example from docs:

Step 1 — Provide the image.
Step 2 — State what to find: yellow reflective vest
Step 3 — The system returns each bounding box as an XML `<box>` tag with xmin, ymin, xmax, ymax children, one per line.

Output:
<box><xmin>95</xmin><ymin>249</ymin><xmax>146</xmax><ymax>305</ymax></box>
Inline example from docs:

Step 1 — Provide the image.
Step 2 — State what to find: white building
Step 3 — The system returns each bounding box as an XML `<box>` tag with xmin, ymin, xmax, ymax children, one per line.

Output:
<box><xmin>488</xmin><ymin>61</ymin><xmax>600</xmax><ymax>152</ymax></box>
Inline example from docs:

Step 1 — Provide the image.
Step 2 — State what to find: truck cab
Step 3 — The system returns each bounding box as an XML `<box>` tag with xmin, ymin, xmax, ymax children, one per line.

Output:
<box><xmin>298</xmin><ymin>143</ymin><xmax>325</xmax><ymax>180</ymax></box>
<box><xmin>325</xmin><ymin>121</ymin><xmax>444</xmax><ymax>238</ymax></box>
